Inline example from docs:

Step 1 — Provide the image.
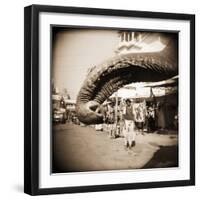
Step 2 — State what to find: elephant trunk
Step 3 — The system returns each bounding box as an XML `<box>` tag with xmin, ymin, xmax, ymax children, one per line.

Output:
<box><xmin>76</xmin><ymin>39</ymin><xmax>178</xmax><ymax>124</ymax></box>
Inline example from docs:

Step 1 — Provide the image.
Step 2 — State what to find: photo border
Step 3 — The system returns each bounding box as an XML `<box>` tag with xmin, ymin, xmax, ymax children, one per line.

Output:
<box><xmin>24</xmin><ymin>4</ymin><xmax>195</xmax><ymax>195</ymax></box>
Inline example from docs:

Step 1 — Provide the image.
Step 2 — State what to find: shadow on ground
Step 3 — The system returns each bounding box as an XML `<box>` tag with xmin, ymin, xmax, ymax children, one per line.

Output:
<box><xmin>142</xmin><ymin>145</ymin><xmax>178</xmax><ymax>169</ymax></box>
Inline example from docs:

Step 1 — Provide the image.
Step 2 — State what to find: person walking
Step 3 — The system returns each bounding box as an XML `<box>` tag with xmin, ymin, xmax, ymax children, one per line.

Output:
<box><xmin>122</xmin><ymin>99</ymin><xmax>136</xmax><ymax>150</ymax></box>
<box><xmin>106</xmin><ymin>101</ymin><xmax>116</xmax><ymax>138</ymax></box>
<box><xmin>146</xmin><ymin>103</ymin><xmax>156</xmax><ymax>132</ymax></box>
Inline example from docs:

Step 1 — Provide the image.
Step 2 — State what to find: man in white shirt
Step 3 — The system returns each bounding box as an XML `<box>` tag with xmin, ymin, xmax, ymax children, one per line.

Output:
<box><xmin>122</xmin><ymin>99</ymin><xmax>136</xmax><ymax>149</ymax></box>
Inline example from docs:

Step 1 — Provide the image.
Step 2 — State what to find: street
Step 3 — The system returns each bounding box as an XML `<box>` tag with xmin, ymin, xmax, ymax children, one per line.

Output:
<box><xmin>52</xmin><ymin>123</ymin><xmax>178</xmax><ymax>173</ymax></box>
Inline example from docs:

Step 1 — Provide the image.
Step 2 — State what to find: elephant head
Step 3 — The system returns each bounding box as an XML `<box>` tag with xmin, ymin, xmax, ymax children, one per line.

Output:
<box><xmin>76</xmin><ymin>33</ymin><xmax>178</xmax><ymax>124</ymax></box>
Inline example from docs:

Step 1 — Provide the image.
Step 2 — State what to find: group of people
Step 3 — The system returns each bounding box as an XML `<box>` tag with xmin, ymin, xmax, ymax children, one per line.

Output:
<box><xmin>95</xmin><ymin>99</ymin><xmax>175</xmax><ymax>149</ymax></box>
<box><xmin>95</xmin><ymin>98</ymin><xmax>162</xmax><ymax>150</ymax></box>
<box><xmin>97</xmin><ymin>99</ymin><xmax>178</xmax><ymax>148</ymax></box>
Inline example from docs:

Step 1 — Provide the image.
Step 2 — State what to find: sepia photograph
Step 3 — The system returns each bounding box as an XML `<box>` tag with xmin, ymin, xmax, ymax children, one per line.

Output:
<box><xmin>24</xmin><ymin>5</ymin><xmax>195</xmax><ymax>195</ymax></box>
<box><xmin>51</xmin><ymin>27</ymin><xmax>178</xmax><ymax>173</ymax></box>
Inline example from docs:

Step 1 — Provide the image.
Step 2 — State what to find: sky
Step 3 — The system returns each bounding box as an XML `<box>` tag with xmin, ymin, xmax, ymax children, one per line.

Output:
<box><xmin>52</xmin><ymin>28</ymin><xmax>119</xmax><ymax>100</ymax></box>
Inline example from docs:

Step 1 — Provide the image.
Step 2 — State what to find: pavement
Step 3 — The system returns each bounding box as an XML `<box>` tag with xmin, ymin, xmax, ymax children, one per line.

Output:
<box><xmin>52</xmin><ymin>123</ymin><xmax>178</xmax><ymax>173</ymax></box>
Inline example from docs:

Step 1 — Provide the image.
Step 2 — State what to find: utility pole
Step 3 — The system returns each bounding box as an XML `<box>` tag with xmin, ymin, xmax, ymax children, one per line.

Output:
<box><xmin>115</xmin><ymin>91</ymin><xmax>118</xmax><ymax>124</ymax></box>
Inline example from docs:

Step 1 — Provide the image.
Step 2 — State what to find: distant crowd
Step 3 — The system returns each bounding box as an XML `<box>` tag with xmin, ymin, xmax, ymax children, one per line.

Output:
<box><xmin>94</xmin><ymin>98</ymin><xmax>178</xmax><ymax>149</ymax></box>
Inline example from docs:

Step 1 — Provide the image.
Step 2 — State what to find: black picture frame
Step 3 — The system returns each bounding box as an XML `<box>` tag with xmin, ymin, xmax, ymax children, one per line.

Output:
<box><xmin>24</xmin><ymin>4</ymin><xmax>195</xmax><ymax>195</ymax></box>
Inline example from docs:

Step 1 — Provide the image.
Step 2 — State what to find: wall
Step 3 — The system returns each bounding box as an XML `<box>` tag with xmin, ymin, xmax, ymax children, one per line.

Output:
<box><xmin>0</xmin><ymin>0</ymin><xmax>199</xmax><ymax>199</ymax></box>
